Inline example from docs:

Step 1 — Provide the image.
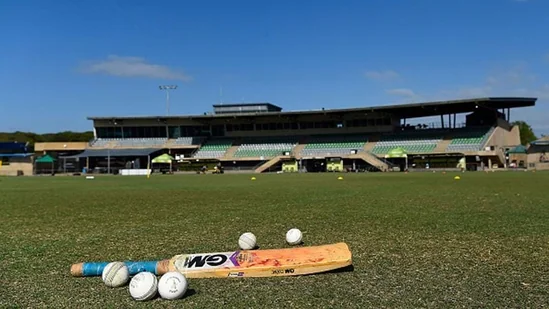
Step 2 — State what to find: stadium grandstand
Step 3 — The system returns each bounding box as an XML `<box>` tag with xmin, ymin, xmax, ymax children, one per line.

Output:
<box><xmin>525</xmin><ymin>136</ymin><xmax>549</xmax><ymax>170</ymax></box>
<box><xmin>0</xmin><ymin>142</ymin><xmax>33</xmax><ymax>176</ymax></box>
<box><xmin>32</xmin><ymin>97</ymin><xmax>541</xmax><ymax>175</ymax></box>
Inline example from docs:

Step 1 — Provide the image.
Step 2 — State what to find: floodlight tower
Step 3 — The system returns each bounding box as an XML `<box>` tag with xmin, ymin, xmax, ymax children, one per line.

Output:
<box><xmin>159</xmin><ymin>85</ymin><xmax>178</xmax><ymax>115</ymax></box>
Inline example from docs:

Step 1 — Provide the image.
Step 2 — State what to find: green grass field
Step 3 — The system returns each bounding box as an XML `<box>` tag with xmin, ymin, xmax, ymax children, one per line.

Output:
<box><xmin>2</xmin><ymin>172</ymin><xmax>549</xmax><ymax>308</ymax></box>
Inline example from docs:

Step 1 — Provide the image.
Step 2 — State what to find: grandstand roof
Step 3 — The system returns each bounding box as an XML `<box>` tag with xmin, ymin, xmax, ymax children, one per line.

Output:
<box><xmin>530</xmin><ymin>136</ymin><xmax>549</xmax><ymax>146</ymax></box>
<box><xmin>0</xmin><ymin>153</ymin><xmax>33</xmax><ymax>158</ymax></box>
<box><xmin>211</xmin><ymin>102</ymin><xmax>282</xmax><ymax>110</ymax></box>
<box><xmin>212</xmin><ymin>102</ymin><xmax>283</xmax><ymax>115</ymax></box>
<box><xmin>0</xmin><ymin>142</ymin><xmax>29</xmax><ymax>151</ymax></box>
<box><xmin>87</xmin><ymin>97</ymin><xmax>536</xmax><ymax>121</ymax></box>
<box><xmin>60</xmin><ymin>148</ymin><xmax>161</xmax><ymax>158</ymax></box>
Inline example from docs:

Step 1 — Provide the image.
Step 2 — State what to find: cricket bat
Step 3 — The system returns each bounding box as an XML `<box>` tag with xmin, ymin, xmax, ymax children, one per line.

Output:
<box><xmin>70</xmin><ymin>242</ymin><xmax>352</xmax><ymax>278</ymax></box>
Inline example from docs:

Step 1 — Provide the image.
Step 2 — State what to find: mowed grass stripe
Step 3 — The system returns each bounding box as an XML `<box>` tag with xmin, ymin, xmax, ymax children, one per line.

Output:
<box><xmin>1</xmin><ymin>172</ymin><xmax>549</xmax><ymax>308</ymax></box>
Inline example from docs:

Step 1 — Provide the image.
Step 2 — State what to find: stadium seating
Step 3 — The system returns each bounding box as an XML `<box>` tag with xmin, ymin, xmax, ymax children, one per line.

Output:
<box><xmin>90</xmin><ymin>138</ymin><xmax>167</xmax><ymax>148</ymax></box>
<box><xmin>173</xmin><ymin>136</ymin><xmax>206</xmax><ymax>146</ymax></box>
<box><xmin>90</xmin><ymin>138</ymin><xmax>112</xmax><ymax>147</ymax></box>
<box><xmin>234</xmin><ymin>137</ymin><xmax>298</xmax><ymax>158</ymax></box>
<box><xmin>446</xmin><ymin>127</ymin><xmax>493</xmax><ymax>152</ymax></box>
<box><xmin>116</xmin><ymin>138</ymin><xmax>167</xmax><ymax>148</ymax></box>
<box><xmin>193</xmin><ymin>139</ymin><xmax>233</xmax><ymax>158</ymax></box>
<box><xmin>371</xmin><ymin>131</ymin><xmax>443</xmax><ymax>154</ymax></box>
<box><xmin>300</xmin><ymin>135</ymin><xmax>368</xmax><ymax>157</ymax></box>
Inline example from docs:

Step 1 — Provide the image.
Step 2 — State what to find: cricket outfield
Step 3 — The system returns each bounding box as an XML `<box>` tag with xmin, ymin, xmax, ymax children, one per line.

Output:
<box><xmin>1</xmin><ymin>172</ymin><xmax>548</xmax><ymax>308</ymax></box>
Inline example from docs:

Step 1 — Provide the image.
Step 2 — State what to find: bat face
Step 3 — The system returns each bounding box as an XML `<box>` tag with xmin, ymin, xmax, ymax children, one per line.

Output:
<box><xmin>165</xmin><ymin>243</ymin><xmax>352</xmax><ymax>278</ymax></box>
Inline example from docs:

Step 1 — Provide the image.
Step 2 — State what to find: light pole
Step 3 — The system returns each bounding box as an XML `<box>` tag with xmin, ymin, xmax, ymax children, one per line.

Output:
<box><xmin>159</xmin><ymin>85</ymin><xmax>177</xmax><ymax>115</ymax></box>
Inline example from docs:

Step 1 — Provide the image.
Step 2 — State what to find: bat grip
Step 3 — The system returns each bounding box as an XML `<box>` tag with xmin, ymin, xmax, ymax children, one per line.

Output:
<box><xmin>70</xmin><ymin>261</ymin><xmax>161</xmax><ymax>277</ymax></box>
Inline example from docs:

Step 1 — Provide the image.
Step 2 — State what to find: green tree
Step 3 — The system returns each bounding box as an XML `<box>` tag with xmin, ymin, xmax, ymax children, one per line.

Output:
<box><xmin>511</xmin><ymin>121</ymin><xmax>537</xmax><ymax>145</ymax></box>
<box><xmin>0</xmin><ymin>131</ymin><xmax>94</xmax><ymax>151</ymax></box>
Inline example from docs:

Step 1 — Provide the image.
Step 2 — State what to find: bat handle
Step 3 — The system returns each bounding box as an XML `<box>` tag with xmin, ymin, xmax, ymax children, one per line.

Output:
<box><xmin>70</xmin><ymin>261</ymin><xmax>161</xmax><ymax>277</ymax></box>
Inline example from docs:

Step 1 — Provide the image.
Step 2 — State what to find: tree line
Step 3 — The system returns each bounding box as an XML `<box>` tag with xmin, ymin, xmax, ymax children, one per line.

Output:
<box><xmin>510</xmin><ymin>121</ymin><xmax>538</xmax><ymax>146</ymax></box>
<box><xmin>0</xmin><ymin>131</ymin><xmax>94</xmax><ymax>146</ymax></box>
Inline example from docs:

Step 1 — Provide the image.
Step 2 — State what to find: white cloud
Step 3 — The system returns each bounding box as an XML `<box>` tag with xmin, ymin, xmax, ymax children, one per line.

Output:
<box><xmin>440</xmin><ymin>84</ymin><xmax>548</xmax><ymax>135</ymax></box>
<box><xmin>456</xmin><ymin>86</ymin><xmax>493</xmax><ymax>98</ymax></box>
<box><xmin>385</xmin><ymin>88</ymin><xmax>424</xmax><ymax>104</ymax></box>
<box><xmin>365</xmin><ymin>70</ymin><xmax>400</xmax><ymax>81</ymax></box>
<box><xmin>513</xmin><ymin>84</ymin><xmax>549</xmax><ymax>100</ymax></box>
<box><xmin>486</xmin><ymin>76</ymin><xmax>498</xmax><ymax>85</ymax></box>
<box><xmin>379</xmin><ymin>61</ymin><xmax>548</xmax><ymax>135</ymax></box>
<box><xmin>486</xmin><ymin>64</ymin><xmax>536</xmax><ymax>86</ymax></box>
<box><xmin>416</xmin><ymin>64</ymin><xmax>541</xmax><ymax>102</ymax></box>
<box><xmin>386</xmin><ymin>88</ymin><xmax>417</xmax><ymax>98</ymax></box>
<box><xmin>80</xmin><ymin>55</ymin><xmax>192</xmax><ymax>81</ymax></box>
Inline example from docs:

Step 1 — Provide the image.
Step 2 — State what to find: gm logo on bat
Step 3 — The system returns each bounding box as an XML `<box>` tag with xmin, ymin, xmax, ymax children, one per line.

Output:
<box><xmin>175</xmin><ymin>251</ymin><xmax>242</xmax><ymax>271</ymax></box>
<box><xmin>183</xmin><ymin>254</ymin><xmax>229</xmax><ymax>268</ymax></box>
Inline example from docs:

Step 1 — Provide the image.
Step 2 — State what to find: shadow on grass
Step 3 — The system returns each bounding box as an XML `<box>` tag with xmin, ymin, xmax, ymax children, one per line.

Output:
<box><xmin>321</xmin><ymin>264</ymin><xmax>355</xmax><ymax>275</ymax></box>
<box><xmin>294</xmin><ymin>264</ymin><xmax>354</xmax><ymax>278</ymax></box>
<box><xmin>152</xmin><ymin>288</ymin><xmax>197</xmax><ymax>301</ymax></box>
<box><xmin>184</xmin><ymin>288</ymin><xmax>197</xmax><ymax>298</ymax></box>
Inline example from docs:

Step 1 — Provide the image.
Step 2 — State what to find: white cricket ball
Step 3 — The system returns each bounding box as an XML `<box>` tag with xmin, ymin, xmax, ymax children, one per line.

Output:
<box><xmin>102</xmin><ymin>261</ymin><xmax>130</xmax><ymax>288</ymax></box>
<box><xmin>158</xmin><ymin>271</ymin><xmax>188</xmax><ymax>300</ymax></box>
<box><xmin>286</xmin><ymin>228</ymin><xmax>303</xmax><ymax>245</ymax></box>
<box><xmin>238</xmin><ymin>232</ymin><xmax>257</xmax><ymax>250</ymax></box>
<box><xmin>129</xmin><ymin>272</ymin><xmax>158</xmax><ymax>301</ymax></box>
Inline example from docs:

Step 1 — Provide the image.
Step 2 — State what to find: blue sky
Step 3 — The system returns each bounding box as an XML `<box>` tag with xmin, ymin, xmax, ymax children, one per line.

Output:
<box><xmin>1</xmin><ymin>0</ymin><xmax>548</xmax><ymax>135</ymax></box>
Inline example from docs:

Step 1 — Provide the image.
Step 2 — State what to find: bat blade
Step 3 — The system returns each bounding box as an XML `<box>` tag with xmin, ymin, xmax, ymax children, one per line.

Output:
<box><xmin>164</xmin><ymin>242</ymin><xmax>352</xmax><ymax>278</ymax></box>
<box><xmin>70</xmin><ymin>242</ymin><xmax>352</xmax><ymax>278</ymax></box>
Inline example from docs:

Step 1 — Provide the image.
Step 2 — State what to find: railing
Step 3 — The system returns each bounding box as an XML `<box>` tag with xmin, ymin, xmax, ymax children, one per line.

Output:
<box><xmin>253</xmin><ymin>160</ymin><xmax>269</xmax><ymax>170</ymax></box>
<box><xmin>379</xmin><ymin>156</ymin><xmax>397</xmax><ymax>168</ymax></box>
<box><xmin>401</xmin><ymin>121</ymin><xmax>468</xmax><ymax>130</ymax></box>
<box><xmin>478</xmin><ymin>127</ymin><xmax>496</xmax><ymax>150</ymax></box>
<box><xmin>365</xmin><ymin>151</ymin><xmax>396</xmax><ymax>168</ymax></box>
<box><xmin>189</xmin><ymin>146</ymin><xmax>201</xmax><ymax>158</ymax></box>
